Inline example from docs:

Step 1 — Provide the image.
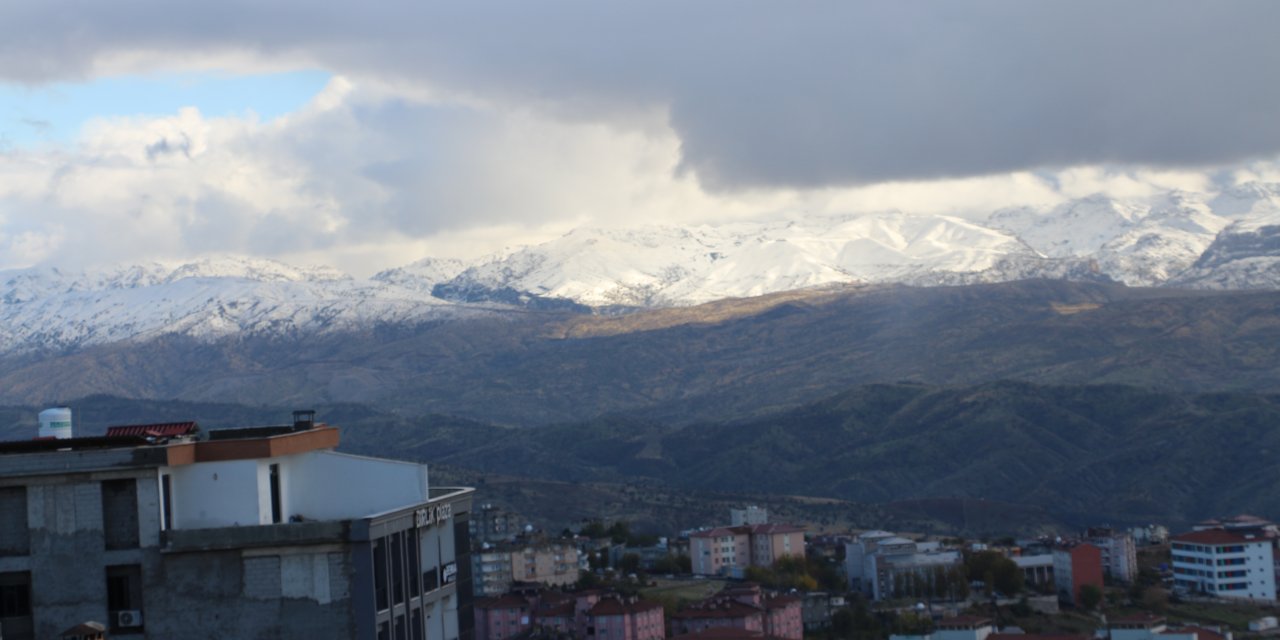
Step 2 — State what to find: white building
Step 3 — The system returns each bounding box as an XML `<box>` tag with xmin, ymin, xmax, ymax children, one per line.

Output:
<box><xmin>1171</xmin><ymin>529</ymin><xmax>1276</xmax><ymax>601</ymax></box>
<box><xmin>1085</xmin><ymin>527</ymin><xmax>1138</xmax><ymax>583</ymax></box>
<box><xmin>844</xmin><ymin>533</ymin><xmax>961</xmax><ymax>601</ymax></box>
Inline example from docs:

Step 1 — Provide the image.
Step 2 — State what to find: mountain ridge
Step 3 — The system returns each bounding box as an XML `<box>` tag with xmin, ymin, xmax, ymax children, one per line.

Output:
<box><xmin>3</xmin><ymin>184</ymin><xmax>1280</xmax><ymax>356</ymax></box>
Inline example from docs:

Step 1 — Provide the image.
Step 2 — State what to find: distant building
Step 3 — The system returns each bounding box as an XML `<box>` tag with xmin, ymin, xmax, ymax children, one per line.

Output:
<box><xmin>889</xmin><ymin>615</ymin><xmax>994</xmax><ymax>640</ymax></box>
<box><xmin>470</xmin><ymin>504</ymin><xmax>522</xmax><ymax>545</ymax></box>
<box><xmin>1171</xmin><ymin>529</ymin><xmax>1276</xmax><ymax>601</ymax></box>
<box><xmin>1108</xmin><ymin>614</ymin><xmax>1234</xmax><ymax>640</ymax></box>
<box><xmin>671</xmin><ymin>584</ymin><xmax>802</xmax><ymax>640</ymax></box>
<box><xmin>1052</xmin><ymin>543</ymin><xmax>1103</xmax><ymax>606</ymax></box>
<box><xmin>0</xmin><ymin>411</ymin><xmax>474</xmax><ymax>640</ymax></box>
<box><xmin>690</xmin><ymin>524</ymin><xmax>805</xmax><ymax>577</ymax></box>
<box><xmin>800</xmin><ymin>592</ymin><xmax>844</xmax><ymax>632</ymax></box>
<box><xmin>472</xmin><ymin>540</ymin><xmax>580</xmax><ymax>596</ymax></box>
<box><xmin>845</xmin><ymin>532</ymin><xmax>962</xmax><ymax>601</ymax></box>
<box><xmin>474</xmin><ymin>586</ymin><xmax>663</xmax><ymax>640</ymax></box>
<box><xmin>730</xmin><ymin>506</ymin><xmax>768</xmax><ymax>526</ymax></box>
<box><xmin>1085</xmin><ymin>527</ymin><xmax>1138</xmax><ymax>583</ymax></box>
<box><xmin>1130</xmin><ymin>524</ymin><xmax>1169</xmax><ymax>546</ymax></box>
<box><xmin>1012</xmin><ymin>554</ymin><xmax>1054</xmax><ymax>591</ymax></box>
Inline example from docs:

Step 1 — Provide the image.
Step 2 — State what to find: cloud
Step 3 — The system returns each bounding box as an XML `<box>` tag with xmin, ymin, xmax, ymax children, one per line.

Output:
<box><xmin>1</xmin><ymin>2</ymin><xmax>1280</xmax><ymax>275</ymax></box>
<box><xmin>1</xmin><ymin>1</ymin><xmax>1279</xmax><ymax>190</ymax></box>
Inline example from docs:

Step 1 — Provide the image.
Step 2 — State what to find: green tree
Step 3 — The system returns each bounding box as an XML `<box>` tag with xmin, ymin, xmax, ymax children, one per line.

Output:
<box><xmin>831</xmin><ymin>609</ymin><xmax>855</xmax><ymax>638</ymax></box>
<box><xmin>965</xmin><ymin>551</ymin><xmax>1024</xmax><ymax>595</ymax></box>
<box><xmin>619</xmin><ymin>553</ymin><xmax>642</xmax><ymax>574</ymax></box>
<box><xmin>1078</xmin><ymin>584</ymin><xmax>1103</xmax><ymax>611</ymax></box>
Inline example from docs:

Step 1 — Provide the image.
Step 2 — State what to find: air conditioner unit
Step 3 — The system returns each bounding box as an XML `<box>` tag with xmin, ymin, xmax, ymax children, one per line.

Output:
<box><xmin>116</xmin><ymin>610</ymin><xmax>143</xmax><ymax>628</ymax></box>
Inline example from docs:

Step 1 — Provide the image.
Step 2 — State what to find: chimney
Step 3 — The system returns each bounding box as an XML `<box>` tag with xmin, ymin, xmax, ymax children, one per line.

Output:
<box><xmin>292</xmin><ymin>409</ymin><xmax>316</xmax><ymax>431</ymax></box>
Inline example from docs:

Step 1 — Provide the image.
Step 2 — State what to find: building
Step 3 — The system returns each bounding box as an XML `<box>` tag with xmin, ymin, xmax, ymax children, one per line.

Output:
<box><xmin>474</xmin><ymin>586</ymin><xmax>664</xmax><ymax>640</ymax></box>
<box><xmin>1085</xmin><ymin>527</ymin><xmax>1138</xmax><ymax>583</ymax></box>
<box><xmin>845</xmin><ymin>533</ymin><xmax>962</xmax><ymax>601</ymax></box>
<box><xmin>1108</xmin><ymin>614</ymin><xmax>1234</xmax><ymax>640</ymax></box>
<box><xmin>473</xmin><ymin>540</ymin><xmax>581</xmax><ymax>596</ymax></box>
<box><xmin>1012</xmin><ymin>554</ymin><xmax>1054</xmax><ymax>591</ymax></box>
<box><xmin>689</xmin><ymin>524</ymin><xmax>805</xmax><ymax>577</ymax></box>
<box><xmin>470</xmin><ymin>504</ymin><xmax>522</xmax><ymax>545</ymax></box>
<box><xmin>671</xmin><ymin>584</ymin><xmax>802</xmax><ymax>640</ymax></box>
<box><xmin>0</xmin><ymin>411</ymin><xmax>474</xmax><ymax>640</ymax></box>
<box><xmin>1052</xmin><ymin>543</ymin><xmax>1103</xmax><ymax>606</ymax></box>
<box><xmin>730</xmin><ymin>507</ymin><xmax>768</xmax><ymax>526</ymax></box>
<box><xmin>586</xmin><ymin>594</ymin><xmax>665</xmax><ymax>640</ymax></box>
<box><xmin>1170</xmin><ymin>529</ymin><xmax>1276</xmax><ymax>601</ymax></box>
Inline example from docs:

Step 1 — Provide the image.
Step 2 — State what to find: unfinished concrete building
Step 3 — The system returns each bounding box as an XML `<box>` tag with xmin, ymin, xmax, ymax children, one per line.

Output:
<box><xmin>0</xmin><ymin>410</ymin><xmax>474</xmax><ymax>640</ymax></box>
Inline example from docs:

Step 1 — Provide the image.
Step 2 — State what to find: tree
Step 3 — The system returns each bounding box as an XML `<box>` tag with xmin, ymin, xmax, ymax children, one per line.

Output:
<box><xmin>1078</xmin><ymin>584</ymin><xmax>1103</xmax><ymax>611</ymax></box>
<box><xmin>619</xmin><ymin>553</ymin><xmax>642</xmax><ymax>574</ymax></box>
<box><xmin>831</xmin><ymin>609</ymin><xmax>855</xmax><ymax>638</ymax></box>
<box><xmin>965</xmin><ymin>551</ymin><xmax>1023</xmax><ymax>595</ymax></box>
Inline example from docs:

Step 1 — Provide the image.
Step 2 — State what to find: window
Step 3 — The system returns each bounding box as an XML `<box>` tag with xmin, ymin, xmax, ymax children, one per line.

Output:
<box><xmin>374</xmin><ymin>539</ymin><xmax>389</xmax><ymax>611</ymax></box>
<box><xmin>106</xmin><ymin>564</ymin><xmax>144</xmax><ymax>631</ymax></box>
<box><xmin>269</xmin><ymin>464</ymin><xmax>282</xmax><ymax>524</ymax></box>
<box><xmin>160</xmin><ymin>474</ymin><xmax>173</xmax><ymax>530</ymax></box>
<box><xmin>101</xmin><ymin>479</ymin><xmax>139</xmax><ymax>550</ymax></box>
<box><xmin>0</xmin><ymin>571</ymin><xmax>32</xmax><ymax>640</ymax></box>
<box><xmin>392</xmin><ymin>532</ymin><xmax>406</xmax><ymax>606</ymax></box>
<box><xmin>0</xmin><ymin>487</ymin><xmax>28</xmax><ymax>556</ymax></box>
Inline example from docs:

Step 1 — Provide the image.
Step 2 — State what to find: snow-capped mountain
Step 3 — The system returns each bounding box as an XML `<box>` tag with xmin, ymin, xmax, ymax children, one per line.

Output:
<box><xmin>7</xmin><ymin>183</ymin><xmax>1280</xmax><ymax>355</ymax></box>
<box><xmin>0</xmin><ymin>257</ymin><xmax>493</xmax><ymax>354</ymax></box>
<box><xmin>431</xmin><ymin>213</ymin><xmax>1036</xmax><ymax>307</ymax></box>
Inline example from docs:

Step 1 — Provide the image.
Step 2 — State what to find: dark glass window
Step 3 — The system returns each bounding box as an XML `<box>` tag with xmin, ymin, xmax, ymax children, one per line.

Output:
<box><xmin>392</xmin><ymin>531</ymin><xmax>406</xmax><ymax>605</ymax></box>
<box><xmin>160</xmin><ymin>474</ymin><xmax>173</xmax><ymax>530</ymax></box>
<box><xmin>269</xmin><ymin>464</ymin><xmax>282</xmax><ymax>524</ymax></box>
<box><xmin>0</xmin><ymin>571</ymin><xmax>32</xmax><ymax>640</ymax></box>
<box><xmin>374</xmin><ymin>539</ymin><xmax>389</xmax><ymax>611</ymax></box>
<box><xmin>408</xmin><ymin>529</ymin><xmax>421</xmax><ymax>598</ymax></box>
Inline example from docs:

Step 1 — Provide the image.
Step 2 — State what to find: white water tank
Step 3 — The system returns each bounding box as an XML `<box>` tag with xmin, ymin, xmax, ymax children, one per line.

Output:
<box><xmin>38</xmin><ymin>407</ymin><xmax>73</xmax><ymax>439</ymax></box>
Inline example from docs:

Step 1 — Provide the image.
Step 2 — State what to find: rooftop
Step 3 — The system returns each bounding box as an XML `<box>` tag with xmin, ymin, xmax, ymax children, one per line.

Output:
<box><xmin>1172</xmin><ymin>529</ymin><xmax>1260</xmax><ymax>545</ymax></box>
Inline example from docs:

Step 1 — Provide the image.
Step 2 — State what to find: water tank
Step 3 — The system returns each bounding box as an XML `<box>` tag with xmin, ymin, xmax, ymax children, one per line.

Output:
<box><xmin>38</xmin><ymin>407</ymin><xmax>73</xmax><ymax>439</ymax></box>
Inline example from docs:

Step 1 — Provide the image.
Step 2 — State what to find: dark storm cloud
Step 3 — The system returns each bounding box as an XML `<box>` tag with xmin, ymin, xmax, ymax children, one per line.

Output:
<box><xmin>1</xmin><ymin>0</ymin><xmax>1277</xmax><ymax>190</ymax></box>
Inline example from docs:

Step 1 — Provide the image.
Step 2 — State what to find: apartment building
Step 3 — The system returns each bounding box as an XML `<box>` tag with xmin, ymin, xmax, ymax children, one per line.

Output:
<box><xmin>472</xmin><ymin>540</ymin><xmax>580</xmax><ymax>596</ymax></box>
<box><xmin>1171</xmin><ymin>529</ymin><xmax>1276</xmax><ymax>601</ymax></box>
<box><xmin>690</xmin><ymin>524</ymin><xmax>805</xmax><ymax>577</ymax></box>
<box><xmin>0</xmin><ymin>411</ymin><xmax>474</xmax><ymax>640</ymax></box>
<box><xmin>1053</xmin><ymin>542</ymin><xmax>1103</xmax><ymax>606</ymax></box>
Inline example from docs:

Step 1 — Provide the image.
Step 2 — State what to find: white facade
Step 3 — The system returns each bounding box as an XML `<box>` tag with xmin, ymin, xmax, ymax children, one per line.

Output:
<box><xmin>1171</xmin><ymin>531</ymin><xmax>1276</xmax><ymax>601</ymax></box>
<box><xmin>161</xmin><ymin>450</ymin><xmax>429</xmax><ymax>530</ymax></box>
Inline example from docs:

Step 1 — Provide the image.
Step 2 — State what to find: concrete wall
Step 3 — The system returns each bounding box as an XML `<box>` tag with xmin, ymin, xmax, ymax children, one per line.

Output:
<box><xmin>285</xmin><ymin>451</ymin><xmax>428</xmax><ymax>522</ymax></box>
<box><xmin>167</xmin><ymin>459</ymin><xmax>262</xmax><ymax>528</ymax></box>
<box><xmin>143</xmin><ymin>547</ymin><xmax>357</xmax><ymax>640</ymax></box>
<box><xmin>7</xmin><ymin>471</ymin><xmax>156</xmax><ymax>640</ymax></box>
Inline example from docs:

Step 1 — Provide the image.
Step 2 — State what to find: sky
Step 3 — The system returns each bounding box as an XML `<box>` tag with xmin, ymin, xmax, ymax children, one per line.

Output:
<box><xmin>0</xmin><ymin>1</ymin><xmax>1278</xmax><ymax>276</ymax></box>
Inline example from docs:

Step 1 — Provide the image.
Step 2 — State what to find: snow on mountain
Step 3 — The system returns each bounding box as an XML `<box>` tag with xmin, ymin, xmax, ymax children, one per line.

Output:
<box><xmin>437</xmin><ymin>213</ymin><xmax>1034</xmax><ymax>307</ymax></box>
<box><xmin>1208</xmin><ymin>181</ymin><xmax>1280</xmax><ymax>218</ymax></box>
<box><xmin>7</xmin><ymin>184</ymin><xmax>1280</xmax><ymax>355</ymax></box>
<box><xmin>0</xmin><ymin>258</ymin><xmax>490</xmax><ymax>354</ymax></box>
<box><xmin>371</xmin><ymin>257</ymin><xmax>469</xmax><ymax>294</ymax></box>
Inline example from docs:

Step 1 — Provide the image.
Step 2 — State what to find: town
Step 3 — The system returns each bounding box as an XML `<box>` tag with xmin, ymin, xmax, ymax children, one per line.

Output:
<box><xmin>2</xmin><ymin>410</ymin><xmax>1278</xmax><ymax>640</ymax></box>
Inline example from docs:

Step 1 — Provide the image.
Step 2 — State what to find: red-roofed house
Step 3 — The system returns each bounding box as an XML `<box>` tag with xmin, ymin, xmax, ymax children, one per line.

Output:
<box><xmin>588</xmin><ymin>595</ymin><xmax>665</xmax><ymax>640</ymax></box>
<box><xmin>1171</xmin><ymin>529</ymin><xmax>1275</xmax><ymax>601</ymax></box>
<box><xmin>672</xmin><ymin>584</ymin><xmax>802</xmax><ymax>640</ymax></box>
<box><xmin>475</xmin><ymin>594</ymin><xmax>533</xmax><ymax>640</ymax></box>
